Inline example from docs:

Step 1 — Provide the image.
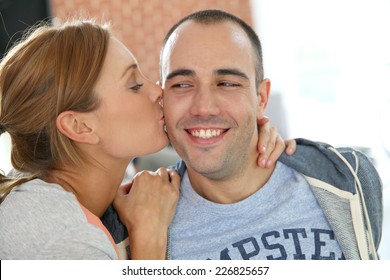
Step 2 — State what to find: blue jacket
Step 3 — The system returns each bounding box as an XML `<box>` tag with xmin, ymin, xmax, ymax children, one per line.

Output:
<box><xmin>102</xmin><ymin>138</ymin><xmax>383</xmax><ymax>259</ymax></box>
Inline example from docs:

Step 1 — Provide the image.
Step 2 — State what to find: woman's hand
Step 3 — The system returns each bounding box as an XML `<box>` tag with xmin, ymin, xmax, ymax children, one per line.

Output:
<box><xmin>257</xmin><ymin>117</ymin><xmax>296</xmax><ymax>168</ymax></box>
<box><xmin>113</xmin><ymin>167</ymin><xmax>180</xmax><ymax>259</ymax></box>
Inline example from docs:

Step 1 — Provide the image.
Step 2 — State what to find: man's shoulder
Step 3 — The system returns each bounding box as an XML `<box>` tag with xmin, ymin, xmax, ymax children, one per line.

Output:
<box><xmin>280</xmin><ymin>138</ymin><xmax>376</xmax><ymax>172</ymax></box>
<box><xmin>279</xmin><ymin>138</ymin><xmax>380</xmax><ymax>193</ymax></box>
<box><xmin>283</xmin><ymin>139</ymin><xmax>382</xmax><ymax>252</ymax></box>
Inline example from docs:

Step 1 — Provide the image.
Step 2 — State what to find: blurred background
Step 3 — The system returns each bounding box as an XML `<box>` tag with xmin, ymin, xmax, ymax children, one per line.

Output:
<box><xmin>0</xmin><ymin>0</ymin><xmax>389</xmax><ymax>259</ymax></box>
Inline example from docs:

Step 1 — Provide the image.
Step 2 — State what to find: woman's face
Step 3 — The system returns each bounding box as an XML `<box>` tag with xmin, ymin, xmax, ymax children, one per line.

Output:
<box><xmin>92</xmin><ymin>37</ymin><xmax>168</xmax><ymax>160</ymax></box>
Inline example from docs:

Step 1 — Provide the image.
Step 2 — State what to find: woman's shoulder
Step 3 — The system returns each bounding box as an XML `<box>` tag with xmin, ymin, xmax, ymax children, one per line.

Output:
<box><xmin>0</xmin><ymin>179</ymin><xmax>84</xmax><ymax>229</ymax></box>
<box><xmin>6</xmin><ymin>179</ymin><xmax>79</xmax><ymax>214</ymax></box>
<box><xmin>0</xmin><ymin>179</ymin><xmax>115</xmax><ymax>259</ymax></box>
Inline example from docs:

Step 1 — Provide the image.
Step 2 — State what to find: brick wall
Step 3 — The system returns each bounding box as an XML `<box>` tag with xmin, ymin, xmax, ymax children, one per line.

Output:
<box><xmin>50</xmin><ymin>0</ymin><xmax>253</xmax><ymax>82</ymax></box>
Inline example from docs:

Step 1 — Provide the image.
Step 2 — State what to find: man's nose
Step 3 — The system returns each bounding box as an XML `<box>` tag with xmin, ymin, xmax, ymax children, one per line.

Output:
<box><xmin>190</xmin><ymin>87</ymin><xmax>221</xmax><ymax>116</ymax></box>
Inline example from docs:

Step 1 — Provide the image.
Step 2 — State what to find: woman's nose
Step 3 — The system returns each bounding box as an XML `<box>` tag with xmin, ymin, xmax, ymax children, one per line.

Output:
<box><xmin>149</xmin><ymin>82</ymin><xmax>163</xmax><ymax>103</ymax></box>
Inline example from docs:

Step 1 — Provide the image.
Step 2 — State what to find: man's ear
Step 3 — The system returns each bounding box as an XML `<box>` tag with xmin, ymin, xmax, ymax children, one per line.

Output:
<box><xmin>257</xmin><ymin>78</ymin><xmax>271</xmax><ymax>120</ymax></box>
<box><xmin>56</xmin><ymin>111</ymin><xmax>99</xmax><ymax>144</ymax></box>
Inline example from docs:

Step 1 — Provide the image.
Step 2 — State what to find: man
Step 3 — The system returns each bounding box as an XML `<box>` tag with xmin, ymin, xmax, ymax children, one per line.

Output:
<box><xmin>104</xmin><ymin>9</ymin><xmax>382</xmax><ymax>260</ymax></box>
<box><xmin>158</xmin><ymin>9</ymin><xmax>382</xmax><ymax>260</ymax></box>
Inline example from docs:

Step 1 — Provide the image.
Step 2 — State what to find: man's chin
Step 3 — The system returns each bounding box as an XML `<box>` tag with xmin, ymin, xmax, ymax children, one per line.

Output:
<box><xmin>187</xmin><ymin>160</ymin><xmax>232</xmax><ymax>180</ymax></box>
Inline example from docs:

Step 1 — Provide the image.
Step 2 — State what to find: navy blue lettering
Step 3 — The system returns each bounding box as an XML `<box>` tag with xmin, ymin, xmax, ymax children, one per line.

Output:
<box><xmin>262</xmin><ymin>231</ymin><xmax>287</xmax><ymax>260</ymax></box>
<box><xmin>220</xmin><ymin>248</ymin><xmax>232</xmax><ymax>260</ymax></box>
<box><xmin>311</xmin><ymin>228</ymin><xmax>336</xmax><ymax>259</ymax></box>
<box><xmin>232</xmin><ymin>237</ymin><xmax>260</xmax><ymax>260</ymax></box>
<box><xmin>283</xmin><ymin>228</ymin><xmax>307</xmax><ymax>259</ymax></box>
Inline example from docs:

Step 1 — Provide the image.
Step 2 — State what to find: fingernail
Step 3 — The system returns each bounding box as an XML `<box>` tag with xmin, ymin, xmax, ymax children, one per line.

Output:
<box><xmin>262</xmin><ymin>145</ymin><xmax>266</xmax><ymax>153</ymax></box>
<box><xmin>266</xmin><ymin>160</ymin><xmax>273</xmax><ymax>168</ymax></box>
<box><xmin>262</xmin><ymin>159</ymin><xmax>266</xmax><ymax>167</ymax></box>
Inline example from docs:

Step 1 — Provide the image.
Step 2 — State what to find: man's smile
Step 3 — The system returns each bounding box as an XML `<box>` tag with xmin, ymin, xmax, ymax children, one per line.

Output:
<box><xmin>186</xmin><ymin>128</ymin><xmax>228</xmax><ymax>139</ymax></box>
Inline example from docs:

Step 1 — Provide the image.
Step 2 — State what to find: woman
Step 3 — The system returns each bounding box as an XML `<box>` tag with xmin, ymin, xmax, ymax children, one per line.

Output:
<box><xmin>0</xmin><ymin>20</ymin><xmax>292</xmax><ymax>259</ymax></box>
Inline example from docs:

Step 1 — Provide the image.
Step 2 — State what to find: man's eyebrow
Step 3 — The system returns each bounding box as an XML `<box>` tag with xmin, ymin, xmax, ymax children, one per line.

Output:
<box><xmin>214</xmin><ymin>68</ymin><xmax>249</xmax><ymax>80</ymax></box>
<box><xmin>165</xmin><ymin>69</ymin><xmax>195</xmax><ymax>80</ymax></box>
<box><xmin>121</xmin><ymin>63</ymin><xmax>138</xmax><ymax>79</ymax></box>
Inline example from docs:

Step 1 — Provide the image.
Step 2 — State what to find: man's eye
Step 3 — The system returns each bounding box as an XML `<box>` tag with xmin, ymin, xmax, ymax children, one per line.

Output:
<box><xmin>129</xmin><ymin>83</ymin><xmax>144</xmax><ymax>92</ymax></box>
<box><xmin>218</xmin><ymin>81</ymin><xmax>240</xmax><ymax>87</ymax></box>
<box><xmin>171</xmin><ymin>83</ymin><xmax>191</xmax><ymax>88</ymax></box>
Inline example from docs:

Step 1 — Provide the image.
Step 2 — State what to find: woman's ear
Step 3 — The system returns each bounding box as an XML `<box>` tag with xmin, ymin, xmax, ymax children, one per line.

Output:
<box><xmin>56</xmin><ymin>111</ymin><xmax>99</xmax><ymax>144</ymax></box>
<box><xmin>257</xmin><ymin>78</ymin><xmax>271</xmax><ymax>120</ymax></box>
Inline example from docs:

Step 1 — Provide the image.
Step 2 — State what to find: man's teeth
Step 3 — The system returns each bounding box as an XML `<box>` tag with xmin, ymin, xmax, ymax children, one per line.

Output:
<box><xmin>191</xmin><ymin>129</ymin><xmax>222</xmax><ymax>139</ymax></box>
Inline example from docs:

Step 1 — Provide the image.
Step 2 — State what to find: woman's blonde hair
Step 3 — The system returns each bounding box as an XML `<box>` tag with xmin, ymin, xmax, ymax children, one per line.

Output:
<box><xmin>0</xmin><ymin>19</ymin><xmax>111</xmax><ymax>202</ymax></box>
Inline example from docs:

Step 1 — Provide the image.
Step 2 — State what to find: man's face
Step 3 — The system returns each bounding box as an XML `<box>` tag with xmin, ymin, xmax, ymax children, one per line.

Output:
<box><xmin>161</xmin><ymin>21</ymin><xmax>269</xmax><ymax>180</ymax></box>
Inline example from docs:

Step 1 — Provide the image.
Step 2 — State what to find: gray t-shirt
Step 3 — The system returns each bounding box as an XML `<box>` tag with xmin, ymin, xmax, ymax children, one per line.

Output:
<box><xmin>168</xmin><ymin>162</ymin><xmax>344</xmax><ymax>260</ymax></box>
<box><xmin>0</xmin><ymin>179</ymin><xmax>118</xmax><ymax>259</ymax></box>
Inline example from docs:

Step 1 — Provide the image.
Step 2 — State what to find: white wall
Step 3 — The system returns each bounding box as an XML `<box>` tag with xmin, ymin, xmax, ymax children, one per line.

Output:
<box><xmin>251</xmin><ymin>0</ymin><xmax>390</xmax><ymax>259</ymax></box>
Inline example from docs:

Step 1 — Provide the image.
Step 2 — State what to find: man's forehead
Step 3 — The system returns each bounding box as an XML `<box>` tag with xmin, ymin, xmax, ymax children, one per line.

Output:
<box><xmin>169</xmin><ymin>21</ymin><xmax>247</xmax><ymax>44</ymax></box>
<box><xmin>161</xmin><ymin>21</ymin><xmax>255</xmax><ymax>82</ymax></box>
<box><xmin>162</xmin><ymin>21</ymin><xmax>251</xmax><ymax>63</ymax></box>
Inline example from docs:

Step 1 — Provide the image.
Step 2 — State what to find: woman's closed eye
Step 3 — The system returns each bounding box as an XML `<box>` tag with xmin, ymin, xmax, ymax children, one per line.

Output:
<box><xmin>129</xmin><ymin>83</ymin><xmax>144</xmax><ymax>92</ymax></box>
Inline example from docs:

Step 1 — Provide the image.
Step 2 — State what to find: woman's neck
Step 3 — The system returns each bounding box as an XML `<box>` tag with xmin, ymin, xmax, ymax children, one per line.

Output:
<box><xmin>45</xmin><ymin>163</ymin><xmax>128</xmax><ymax>217</ymax></box>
